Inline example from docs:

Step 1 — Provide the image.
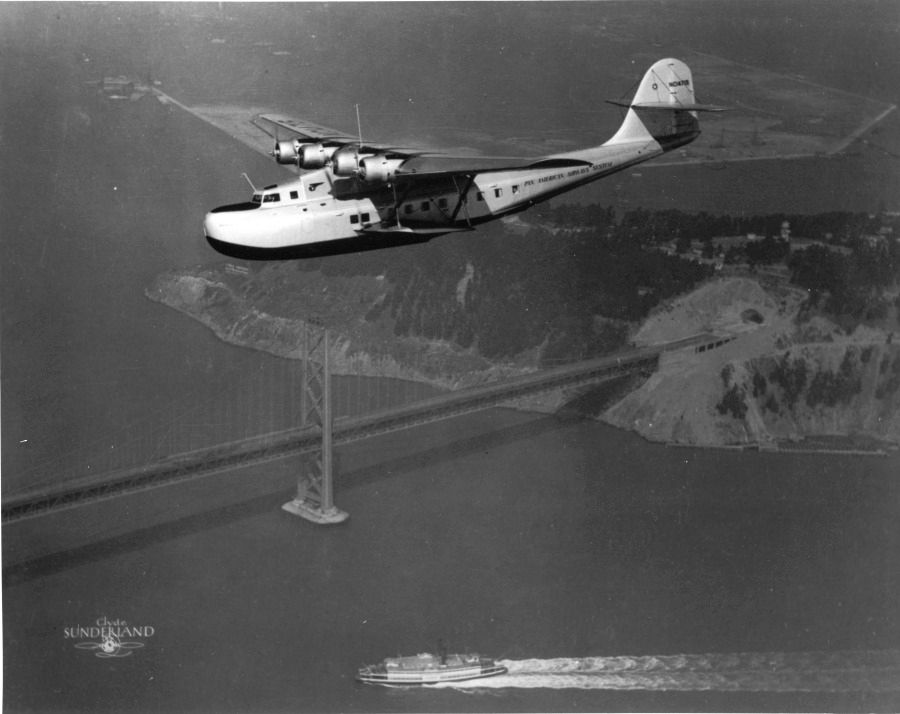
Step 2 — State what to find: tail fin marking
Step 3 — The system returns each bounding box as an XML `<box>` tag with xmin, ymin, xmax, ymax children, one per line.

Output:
<box><xmin>606</xmin><ymin>58</ymin><xmax>716</xmax><ymax>149</ymax></box>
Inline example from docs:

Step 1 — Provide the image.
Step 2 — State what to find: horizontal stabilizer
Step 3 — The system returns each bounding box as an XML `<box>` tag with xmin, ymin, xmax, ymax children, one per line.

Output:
<box><xmin>606</xmin><ymin>100</ymin><xmax>727</xmax><ymax>112</ymax></box>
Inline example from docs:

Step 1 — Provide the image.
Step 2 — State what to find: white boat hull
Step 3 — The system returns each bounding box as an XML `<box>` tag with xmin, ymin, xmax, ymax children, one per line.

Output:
<box><xmin>357</xmin><ymin>658</ymin><xmax>507</xmax><ymax>686</ymax></box>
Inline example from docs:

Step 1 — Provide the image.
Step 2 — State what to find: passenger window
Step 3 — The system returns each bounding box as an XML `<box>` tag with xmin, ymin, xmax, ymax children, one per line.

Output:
<box><xmin>421</xmin><ymin>201</ymin><xmax>430</xmax><ymax>211</ymax></box>
<box><xmin>494</xmin><ymin>188</ymin><xmax>502</xmax><ymax>198</ymax></box>
<box><xmin>404</xmin><ymin>204</ymin><xmax>414</xmax><ymax>214</ymax></box>
<box><xmin>290</xmin><ymin>191</ymin><xmax>299</xmax><ymax>200</ymax></box>
<box><xmin>438</xmin><ymin>198</ymin><xmax>448</xmax><ymax>209</ymax></box>
<box><xmin>361</xmin><ymin>213</ymin><xmax>370</xmax><ymax>223</ymax></box>
<box><xmin>350</xmin><ymin>215</ymin><xmax>360</xmax><ymax>225</ymax></box>
<box><xmin>476</xmin><ymin>192</ymin><xmax>484</xmax><ymax>201</ymax></box>
<box><xmin>263</xmin><ymin>193</ymin><xmax>281</xmax><ymax>203</ymax></box>
<box><xmin>512</xmin><ymin>185</ymin><xmax>519</xmax><ymax>194</ymax></box>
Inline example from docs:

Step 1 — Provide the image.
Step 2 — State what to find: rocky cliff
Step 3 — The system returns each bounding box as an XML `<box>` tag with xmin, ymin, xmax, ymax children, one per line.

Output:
<box><xmin>603</xmin><ymin>278</ymin><xmax>900</xmax><ymax>447</ymax></box>
<box><xmin>144</xmin><ymin>267</ymin><xmax>531</xmax><ymax>390</ymax></box>
<box><xmin>146</xmin><ymin>263</ymin><xmax>900</xmax><ymax>449</ymax></box>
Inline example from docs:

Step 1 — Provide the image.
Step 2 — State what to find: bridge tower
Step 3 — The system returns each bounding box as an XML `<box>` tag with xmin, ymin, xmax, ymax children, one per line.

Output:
<box><xmin>282</xmin><ymin>324</ymin><xmax>349</xmax><ymax>524</ymax></box>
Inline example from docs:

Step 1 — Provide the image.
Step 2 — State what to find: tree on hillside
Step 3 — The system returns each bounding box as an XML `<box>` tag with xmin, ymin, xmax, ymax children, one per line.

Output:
<box><xmin>789</xmin><ymin>245</ymin><xmax>847</xmax><ymax>294</ymax></box>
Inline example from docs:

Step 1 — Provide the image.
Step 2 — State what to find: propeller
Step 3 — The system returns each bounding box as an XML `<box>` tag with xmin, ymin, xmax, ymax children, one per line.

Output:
<box><xmin>269</xmin><ymin>125</ymin><xmax>302</xmax><ymax>173</ymax></box>
<box><xmin>269</xmin><ymin>122</ymin><xmax>279</xmax><ymax>159</ymax></box>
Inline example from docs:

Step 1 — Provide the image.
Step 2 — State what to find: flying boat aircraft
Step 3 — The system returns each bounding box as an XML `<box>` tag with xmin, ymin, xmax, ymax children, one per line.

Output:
<box><xmin>204</xmin><ymin>58</ymin><xmax>721</xmax><ymax>259</ymax></box>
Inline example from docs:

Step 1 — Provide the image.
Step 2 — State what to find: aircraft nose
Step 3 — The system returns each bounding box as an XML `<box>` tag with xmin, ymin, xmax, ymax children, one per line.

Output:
<box><xmin>202</xmin><ymin>211</ymin><xmax>220</xmax><ymax>240</ymax></box>
<box><xmin>203</xmin><ymin>210</ymin><xmax>242</xmax><ymax>245</ymax></box>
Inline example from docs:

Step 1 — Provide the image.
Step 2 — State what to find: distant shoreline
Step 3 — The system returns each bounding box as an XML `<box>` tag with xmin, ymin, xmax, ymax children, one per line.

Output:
<box><xmin>665</xmin><ymin>440</ymin><xmax>892</xmax><ymax>457</ymax></box>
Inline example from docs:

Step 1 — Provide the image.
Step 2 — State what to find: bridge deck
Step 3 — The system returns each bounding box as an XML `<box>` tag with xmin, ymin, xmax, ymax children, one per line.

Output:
<box><xmin>2</xmin><ymin>335</ymin><xmax>713</xmax><ymax>523</ymax></box>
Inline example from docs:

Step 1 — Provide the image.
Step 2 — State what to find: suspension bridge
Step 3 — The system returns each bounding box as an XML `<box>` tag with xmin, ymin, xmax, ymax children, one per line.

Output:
<box><xmin>2</xmin><ymin>332</ymin><xmax>716</xmax><ymax>526</ymax></box>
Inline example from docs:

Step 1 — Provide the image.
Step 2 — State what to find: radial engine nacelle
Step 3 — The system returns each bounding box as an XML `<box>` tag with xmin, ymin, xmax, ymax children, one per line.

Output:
<box><xmin>299</xmin><ymin>143</ymin><xmax>337</xmax><ymax>169</ymax></box>
<box><xmin>274</xmin><ymin>140</ymin><xmax>339</xmax><ymax>169</ymax></box>
<box><xmin>358</xmin><ymin>155</ymin><xmax>405</xmax><ymax>183</ymax></box>
<box><xmin>273</xmin><ymin>137</ymin><xmax>402</xmax><ymax>179</ymax></box>
<box><xmin>332</xmin><ymin>145</ymin><xmax>374</xmax><ymax>177</ymax></box>
<box><xmin>273</xmin><ymin>138</ymin><xmax>301</xmax><ymax>165</ymax></box>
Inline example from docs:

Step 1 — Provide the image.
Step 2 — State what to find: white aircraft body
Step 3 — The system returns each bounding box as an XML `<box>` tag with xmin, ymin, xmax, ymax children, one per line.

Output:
<box><xmin>204</xmin><ymin>58</ymin><xmax>721</xmax><ymax>258</ymax></box>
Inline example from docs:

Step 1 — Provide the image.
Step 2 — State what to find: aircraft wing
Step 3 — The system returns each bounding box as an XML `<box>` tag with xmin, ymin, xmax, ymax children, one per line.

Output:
<box><xmin>253</xmin><ymin>114</ymin><xmax>360</xmax><ymax>145</ymax></box>
<box><xmin>253</xmin><ymin>113</ymin><xmax>426</xmax><ymax>156</ymax></box>
<box><xmin>253</xmin><ymin>113</ymin><xmax>591</xmax><ymax>177</ymax></box>
<box><xmin>395</xmin><ymin>154</ymin><xmax>590</xmax><ymax>176</ymax></box>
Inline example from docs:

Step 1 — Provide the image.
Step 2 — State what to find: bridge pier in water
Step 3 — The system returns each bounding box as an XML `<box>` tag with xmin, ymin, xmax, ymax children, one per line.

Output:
<box><xmin>282</xmin><ymin>325</ymin><xmax>348</xmax><ymax>525</ymax></box>
<box><xmin>2</xmin><ymin>335</ymin><xmax>671</xmax><ymax>530</ymax></box>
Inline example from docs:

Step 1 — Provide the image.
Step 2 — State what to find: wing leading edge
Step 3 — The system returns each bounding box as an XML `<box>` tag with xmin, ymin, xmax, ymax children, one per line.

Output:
<box><xmin>253</xmin><ymin>113</ymin><xmax>591</xmax><ymax>178</ymax></box>
<box><xmin>253</xmin><ymin>113</ymin><xmax>425</xmax><ymax>157</ymax></box>
<box><xmin>252</xmin><ymin>114</ymin><xmax>359</xmax><ymax>144</ymax></box>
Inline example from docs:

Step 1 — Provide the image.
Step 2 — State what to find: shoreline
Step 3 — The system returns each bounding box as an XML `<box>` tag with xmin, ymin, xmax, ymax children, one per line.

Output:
<box><xmin>146</xmin><ymin>269</ymin><xmax>900</xmax><ymax>454</ymax></box>
<box><xmin>143</xmin><ymin>273</ymin><xmax>533</xmax><ymax>393</ymax></box>
<box><xmin>665</xmin><ymin>440</ymin><xmax>893</xmax><ymax>457</ymax></box>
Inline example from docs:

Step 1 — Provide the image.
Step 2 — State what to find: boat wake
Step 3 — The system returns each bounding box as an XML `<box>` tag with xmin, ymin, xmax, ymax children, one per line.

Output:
<box><xmin>430</xmin><ymin>650</ymin><xmax>900</xmax><ymax>692</ymax></box>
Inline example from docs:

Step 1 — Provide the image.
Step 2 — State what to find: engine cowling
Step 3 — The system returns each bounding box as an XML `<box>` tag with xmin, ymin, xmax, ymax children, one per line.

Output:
<box><xmin>299</xmin><ymin>143</ymin><xmax>336</xmax><ymax>170</ymax></box>
<box><xmin>332</xmin><ymin>146</ymin><xmax>372</xmax><ymax>177</ymax></box>
<box><xmin>358</xmin><ymin>155</ymin><xmax>405</xmax><ymax>183</ymax></box>
<box><xmin>273</xmin><ymin>139</ymin><xmax>301</xmax><ymax>165</ymax></box>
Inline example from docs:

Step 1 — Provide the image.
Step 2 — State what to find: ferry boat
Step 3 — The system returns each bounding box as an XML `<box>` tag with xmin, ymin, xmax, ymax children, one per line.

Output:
<box><xmin>356</xmin><ymin>650</ymin><xmax>507</xmax><ymax>686</ymax></box>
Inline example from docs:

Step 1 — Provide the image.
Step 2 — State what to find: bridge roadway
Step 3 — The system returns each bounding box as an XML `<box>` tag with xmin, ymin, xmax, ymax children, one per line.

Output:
<box><xmin>2</xmin><ymin>334</ymin><xmax>712</xmax><ymax>523</ymax></box>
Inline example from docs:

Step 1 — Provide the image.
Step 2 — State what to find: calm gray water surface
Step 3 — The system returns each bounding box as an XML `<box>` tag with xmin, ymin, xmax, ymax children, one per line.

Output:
<box><xmin>4</xmin><ymin>413</ymin><xmax>899</xmax><ymax>712</ymax></box>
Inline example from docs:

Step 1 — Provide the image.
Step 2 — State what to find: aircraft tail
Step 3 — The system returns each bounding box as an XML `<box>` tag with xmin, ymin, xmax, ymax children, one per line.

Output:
<box><xmin>606</xmin><ymin>58</ymin><xmax>722</xmax><ymax>150</ymax></box>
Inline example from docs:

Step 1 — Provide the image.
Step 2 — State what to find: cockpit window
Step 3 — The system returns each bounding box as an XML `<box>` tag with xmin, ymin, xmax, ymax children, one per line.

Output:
<box><xmin>263</xmin><ymin>193</ymin><xmax>281</xmax><ymax>203</ymax></box>
<box><xmin>252</xmin><ymin>194</ymin><xmax>262</xmax><ymax>204</ymax></box>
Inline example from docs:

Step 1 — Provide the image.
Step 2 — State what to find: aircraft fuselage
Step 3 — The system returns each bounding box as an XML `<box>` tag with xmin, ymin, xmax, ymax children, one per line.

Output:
<box><xmin>203</xmin><ymin>139</ymin><xmax>663</xmax><ymax>255</ymax></box>
<box><xmin>204</xmin><ymin>58</ymin><xmax>714</xmax><ymax>257</ymax></box>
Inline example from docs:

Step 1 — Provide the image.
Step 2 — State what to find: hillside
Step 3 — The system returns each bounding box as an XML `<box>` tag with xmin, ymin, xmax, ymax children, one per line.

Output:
<box><xmin>147</xmin><ymin>217</ymin><xmax>711</xmax><ymax>386</ymax></box>
<box><xmin>147</xmin><ymin>204</ymin><xmax>900</xmax><ymax>450</ymax></box>
<box><xmin>603</xmin><ymin>278</ymin><xmax>900</xmax><ymax>448</ymax></box>
<box><xmin>145</xmin><ymin>267</ymin><xmax>515</xmax><ymax>390</ymax></box>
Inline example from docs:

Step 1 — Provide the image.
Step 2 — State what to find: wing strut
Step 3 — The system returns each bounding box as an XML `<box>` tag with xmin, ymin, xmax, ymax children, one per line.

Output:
<box><xmin>390</xmin><ymin>180</ymin><xmax>420</xmax><ymax>228</ymax></box>
<box><xmin>390</xmin><ymin>181</ymin><xmax>402</xmax><ymax>228</ymax></box>
<box><xmin>450</xmin><ymin>174</ymin><xmax>476</xmax><ymax>228</ymax></box>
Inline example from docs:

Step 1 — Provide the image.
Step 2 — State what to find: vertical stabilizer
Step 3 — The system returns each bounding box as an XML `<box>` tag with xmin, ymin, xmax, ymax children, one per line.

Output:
<box><xmin>606</xmin><ymin>58</ymin><xmax>702</xmax><ymax>149</ymax></box>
